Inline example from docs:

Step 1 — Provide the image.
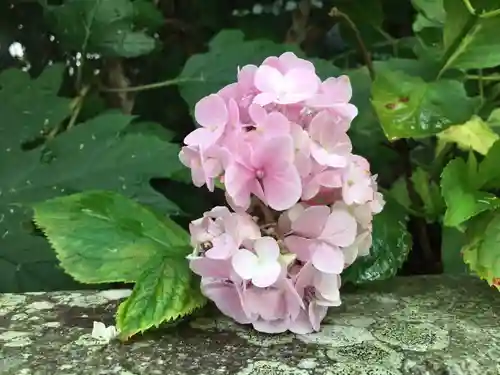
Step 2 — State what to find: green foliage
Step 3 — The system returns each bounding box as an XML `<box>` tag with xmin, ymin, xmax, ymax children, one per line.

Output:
<box><xmin>343</xmin><ymin>201</ymin><xmax>412</xmax><ymax>284</ymax></box>
<box><xmin>33</xmin><ymin>191</ymin><xmax>206</xmax><ymax>338</ymax></box>
<box><xmin>43</xmin><ymin>0</ymin><xmax>157</xmax><ymax>57</ymax></box>
<box><xmin>0</xmin><ymin>65</ymin><xmax>184</xmax><ymax>292</ymax></box>
<box><xmin>462</xmin><ymin>210</ymin><xmax>500</xmax><ymax>289</ymax></box>
<box><xmin>441</xmin><ymin>157</ymin><xmax>500</xmax><ymax>227</ymax></box>
<box><xmin>440</xmin><ymin>0</ymin><xmax>500</xmax><ymax>73</ymax></box>
<box><xmin>178</xmin><ymin>30</ymin><xmax>302</xmax><ymax>110</ymax></box>
<box><xmin>371</xmin><ymin>70</ymin><xmax>476</xmax><ymax>140</ymax></box>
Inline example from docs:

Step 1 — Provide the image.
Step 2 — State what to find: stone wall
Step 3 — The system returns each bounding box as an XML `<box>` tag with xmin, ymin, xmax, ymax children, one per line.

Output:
<box><xmin>0</xmin><ymin>276</ymin><xmax>499</xmax><ymax>375</ymax></box>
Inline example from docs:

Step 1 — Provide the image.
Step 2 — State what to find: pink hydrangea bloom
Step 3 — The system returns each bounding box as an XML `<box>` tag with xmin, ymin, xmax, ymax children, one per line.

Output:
<box><xmin>180</xmin><ymin>51</ymin><xmax>385</xmax><ymax>334</ymax></box>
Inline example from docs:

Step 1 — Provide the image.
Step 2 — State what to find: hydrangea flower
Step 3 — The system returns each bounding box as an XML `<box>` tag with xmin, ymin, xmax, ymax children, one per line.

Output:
<box><xmin>180</xmin><ymin>52</ymin><xmax>385</xmax><ymax>334</ymax></box>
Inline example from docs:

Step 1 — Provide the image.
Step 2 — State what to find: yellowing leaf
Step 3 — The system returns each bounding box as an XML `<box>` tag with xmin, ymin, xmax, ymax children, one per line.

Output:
<box><xmin>116</xmin><ymin>253</ymin><xmax>206</xmax><ymax>340</ymax></box>
<box><xmin>437</xmin><ymin>115</ymin><xmax>499</xmax><ymax>155</ymax></box>
<box><xmin>462</xmin><ymin>211</ymin><xmax>500</xmax><ymax>291</ymax></box>
<box><xmin>34</xmin><ymin>190</ymin><xmax>206</xmax><ymax>339</ymax></box>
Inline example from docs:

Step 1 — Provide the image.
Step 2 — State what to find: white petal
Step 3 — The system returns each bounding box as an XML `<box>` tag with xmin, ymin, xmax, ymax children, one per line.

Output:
<box><xmin>254</xmin><ymin>236</ymin><xmax>280</xmax><ymax>260</ymax></box>
<box><xmin>251</xmin><ymin>261</ymin><xmax>282</xmax><ymax>288</ymax></box>
<box><xmin>231</xmin><ymin>249</ymin><xmax>258</xmax><ymax>280</ymax></box>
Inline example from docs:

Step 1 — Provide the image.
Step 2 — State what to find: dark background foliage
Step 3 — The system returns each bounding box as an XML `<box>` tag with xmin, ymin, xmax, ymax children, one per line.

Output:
<box><xmin>2</xmin><ymin>0</ymin><xmax>499</xmax><ymax>293</ymax></box>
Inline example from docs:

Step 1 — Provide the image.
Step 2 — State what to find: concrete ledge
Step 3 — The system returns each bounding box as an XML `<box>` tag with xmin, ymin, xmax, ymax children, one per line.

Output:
<box><xmin>0</xmin><ymin>276</ymin><xmax>499</xmax><ymax>375</ymax></box>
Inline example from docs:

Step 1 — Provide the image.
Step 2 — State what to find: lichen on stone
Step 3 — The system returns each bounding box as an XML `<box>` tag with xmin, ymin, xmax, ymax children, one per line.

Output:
<box><xmin>236</xmin><ymin>360</ymin><xmax>310</xmax><ymax>375</ymax></box>
<box><xmin>370</xmin><ymin>321</ymin><xmax>450</xmax><ymax>352</ymax></box>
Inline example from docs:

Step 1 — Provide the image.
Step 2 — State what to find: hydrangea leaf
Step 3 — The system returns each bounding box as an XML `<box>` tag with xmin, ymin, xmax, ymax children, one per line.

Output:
<box><xmin>412</xmin><ymin>0</ymin><xmax>445</xmax><ymax>32</ymax></box>
<box><xmin>44</xmin><ymin>0</ymin><xmax>156</xmax><ymax>57</ymax></box>
<box><xmin>0</xmin><ymin>67</ymin><xmax>184</xmax><ymax>292</ymax></box>
<box><xmin>116</xmin><ymin>251</ymin><xmax>206</xmax><ymax>340</ymax></box>
<box><xmin>371</xmin><ymin>70</ymin><xmax>476</xmax><ymax>140</ymax></box>
<box><xmin>33</xmin><ymin>190</ymin><xmax>206</xmax><ymax>338</ymax></box>
<box><xmin>441</xmin><ymin>158</ymin><xmax>500</xmax><ymax>227</ymax></box>
<box><xmin>411</xmin><ymin>167</ymin><xmax>445</xmax><ymax>221</ymax></box>
<box><xmin>178</xmin><ymin>29</ymin><xmax>303</xmax><ymax>110</ymax></box>
<box><xmin>437</xmin><ymin>115</ymin><xmax>499</xmax><ymax>155</ymax></box>
<box><xmin>440</xmin><ymin>0</ymin><xmax>500</xmax><ymax>74</ymax></box>
<box><xmin>32</xmin><ymin>190</ymin><xmax>189</xmax><ymax>283</ymax></box>
<box><xmin>477</xmin><ymin>140</ymin><xmax>500</xmax><ymax>189</ymax></box>
<box><xmin>342</xmin><ymin>201</ymin><xmax>412</xmax><ymax>284</ymax></box>
<box><xmin>462</xmin><ymin>210</ymin><xmax>500</xmax><ymax>290</ymax></box>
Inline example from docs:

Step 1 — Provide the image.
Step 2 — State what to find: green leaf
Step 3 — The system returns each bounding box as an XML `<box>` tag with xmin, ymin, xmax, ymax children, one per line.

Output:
<box><xmin>441</xmin><ymin>158</ymin><xmax>500</xmax><ymax>227</ymax></box>
<box><xmin>0</xmin><ymin>65</ymin><xmax>76</xmax><ymax>293</ymax></box>
<box><xmin>437</xmin><ymin>115</ymin><xmax>499</xmax><ymax>155</ymax></box>
<box><xmin>412</xmin><ymin>0</ymin><xmax>445</xmax><ymax>32</ymax></box>
<box><xmin>0</xmin><ymin>64</ymin><xmax>71</xmax><ymax>149</ymax></box>
<box><xmin>116</xmin><ymin>252</ymin><xmax>206</xmax><ymax>339</ymax></box>
<box><xmin>33</xmin><ymin>190</ymin><xmax>189</xmax><ymax>283</ymax></box>
<box><xmin>342</xmin><ymin>201</ymin><xmax>412</xmax><ymax>284</ymax></box>
<box><xmin>387</xmin><ymin>177</ymin><xmax>412</xmax><ymax>211</ymax></box>
<box><xmin>439</xmin><ymin>0</ymin><xmax>500</xmax><ymax>74</ymax></box>
<box><xmin>462</xmin><ymin>210</ymin><xmax>500</xmax><ymax>289</ymax></box>
<box><xmin>178</xmin><ymin>29</ymin><xmax>302</xmax><ymax>109</ymax></box>
<box><xmin>45</xmin><ymin>0</ymin><xmax>156</xmax><ymax>57</ymax></box>
<box><xmin>133</xmin><ymin>0</ymin><xmax>164</xmax><ymax>32</ymax></box>
<box><xmin>411</xmin><ymin>167</ymin><xmax>445</xmax><ymax>221</ymax></box>
<box><xmin>477</xmin><ymin>140</ymin><xmax>500</xmax><ymax>189</ymax></box>
<box><xmin>346</xmin><ymin>67</ymin><xmax>399</xmax><ymax>181</ymax></box>
<box><xmin>371</xmin><ymin>70</ymin><xmax>476</xmax><ymax>140</ymax></box>
<box><xmin>0</xmin><ymin>66</ymin><xmax>183</xmax><ymax>292</ymax></box>
<box><xmin>441</xmin><ymin>227</ymin><xmax>469</xmax><ymax>274</ymax></box>
<box><xmin>33</xmin><ymin>190</ymin><xmax>206</xmax><ymax>337</ymax></box>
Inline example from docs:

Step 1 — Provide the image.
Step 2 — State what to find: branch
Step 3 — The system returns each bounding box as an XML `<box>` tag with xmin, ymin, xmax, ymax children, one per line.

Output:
<box><xmin>329</xmin><ymin>7</ymin><xmax>375</xmax><ymax>80</ymax></box>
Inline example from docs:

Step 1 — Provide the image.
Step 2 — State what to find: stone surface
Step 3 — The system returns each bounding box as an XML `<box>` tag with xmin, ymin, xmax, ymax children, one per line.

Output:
<box><xmin>0</xmin><ymin>276</ymin><xmax>499</xmax><ymax>375</ymax></box>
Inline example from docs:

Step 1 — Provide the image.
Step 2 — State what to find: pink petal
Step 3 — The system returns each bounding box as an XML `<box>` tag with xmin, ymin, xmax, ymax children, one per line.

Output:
<box><xmin>205</xmin><ymin>233</ymin><xmax>237</xmax><ymax>259</ymax></box>
<box><xmin>323</xmin><ymin>76</ymin><xmax>352</xmax><ymax>102</ymax></box>
<box><xmin>284</xmin><ymin>235</ymin><xmax>315</xmax><ymax>261</ymax></box>
<box><xmin>224</xmin><ymin>163</ymin><xmax>254</xmax><ymax>209</ymax></box>
<box><xmin>237</xmin><ymin>64</ymin><xmax>258</xmax><ymax>90</ymax></box>
<box><xmin>321</xmin><ymin>208</ymin><xmax>357</xmax><ymax>247</ymax></box>
<box><xmin>311</xmin><ymin>243</ymin><xmax>344</xmax><ymax>274</ymax></box>
<box><xmin>254</xmin><ymin>65</ymin><xmax>284</xmax><ymax>93</ymax></box>
<box><xmin>279</xmin><ymin>52</ymin><xmax>315</xmax><ymax>72</ymax></box>
<box><xmin>194</xmin><ymin>94</ymin><xmax>228</xmax><ymax>129</ymax></box>
<box><xmin>282</xmin><ymin>68</ymin><xmax>320</xmax><ymax>104</ymax></box>
<box><xmin>249</xmin><ymin>103</ymin><xmax>267</xmax><ymax>124</ymax></box>
<box><xmin>308</xmin><ymin>301</ymin><xmax>328</xmax><ymax>331</ymax></box>
<box><xmin>314</xmin><ymin>273</ymin><xmax>341</xmax><ymax>303</ymax></box>
<box><xmin>231</xmin><ymin>249</ymin><xmax>258</xmax><ymax>280</ymax></box>
<box><xmin>253</xmin><ymin>92</ymin><xmax>276</xmax><ymax>106</ymax></box>
<box><xmin>262</xmin><ymin>165</ymin><xmax>302</xmax><ymax>211</ymax></box>
<box><xmin>183</xmin><ymin>128</ymin><xmax>214</xmax><ymax>147</ymax></box>
<box><xmin>189</xmin><ymin>258</ymin><xmax>231</xmax><ymax>278</ymax></box>
<box><xmin>252</xmin><ymin>319</ymin><xmax>290</xmax><ymax>333</ymax></box>
<box><xmin>332</xmin><ymin>103</ymin><xmax>358</xmax><ymax>121</ymax></box>
<box><xmin>201</xmin><ymin>279</ymin><xmax>251</xmax><ymax>324</ymax></box>
<box><xmin>252</xmin><ymin>136</ymin><xmax>295</xmax><ymax>168</ymax></box>
<box><xmin>244</xmin><ymin>287</ymin><xmax>284</xmax><ymax>320</ymax></box>
<box><xmin>289</xmin><ymin>310</ymin><xmax>314</xmax><ymax>334</ymax></box>
<box><xmin>291</xmin><ymin>205</ymin><xmax>330</xmax><ymax>238</ymax></box>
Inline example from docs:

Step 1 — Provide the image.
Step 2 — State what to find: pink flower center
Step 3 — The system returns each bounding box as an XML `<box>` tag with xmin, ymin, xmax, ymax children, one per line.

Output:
<box><xmin>256</xmin><ymin>169</ymin><xmax>265</xmax><ymax>179</ymax></box>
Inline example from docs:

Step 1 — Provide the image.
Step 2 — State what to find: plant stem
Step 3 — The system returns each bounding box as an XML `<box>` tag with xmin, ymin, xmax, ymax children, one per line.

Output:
<box><xmin>329</xmin><ymin>7</ymin><xmax>375</xmax><ymax>80</ymax></box>
<box><xmin>67</xmin><ymin>85</ymin><xmax>89</xmax><ymax>130</ymax></box>
<box><xmin>99</xmin><ymin>75</ymin><xmax>205</xmax><ymax>93</ymax></box>
<box><xmin>466</xmin><ymin>74</ymin><xmax>500</xmax><ymax>81</ymax></box>
<box><xmin>254</xmin><ymin>198</ymin><xmax>275</xmax><ymax>225</ymax></box>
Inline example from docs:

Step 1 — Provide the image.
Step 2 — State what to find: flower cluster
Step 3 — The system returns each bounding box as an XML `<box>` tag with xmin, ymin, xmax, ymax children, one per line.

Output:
<box><xmin>180</xmin><ymin>52</ymin><xmax>384</xmax><ymax>333</ymax></box>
